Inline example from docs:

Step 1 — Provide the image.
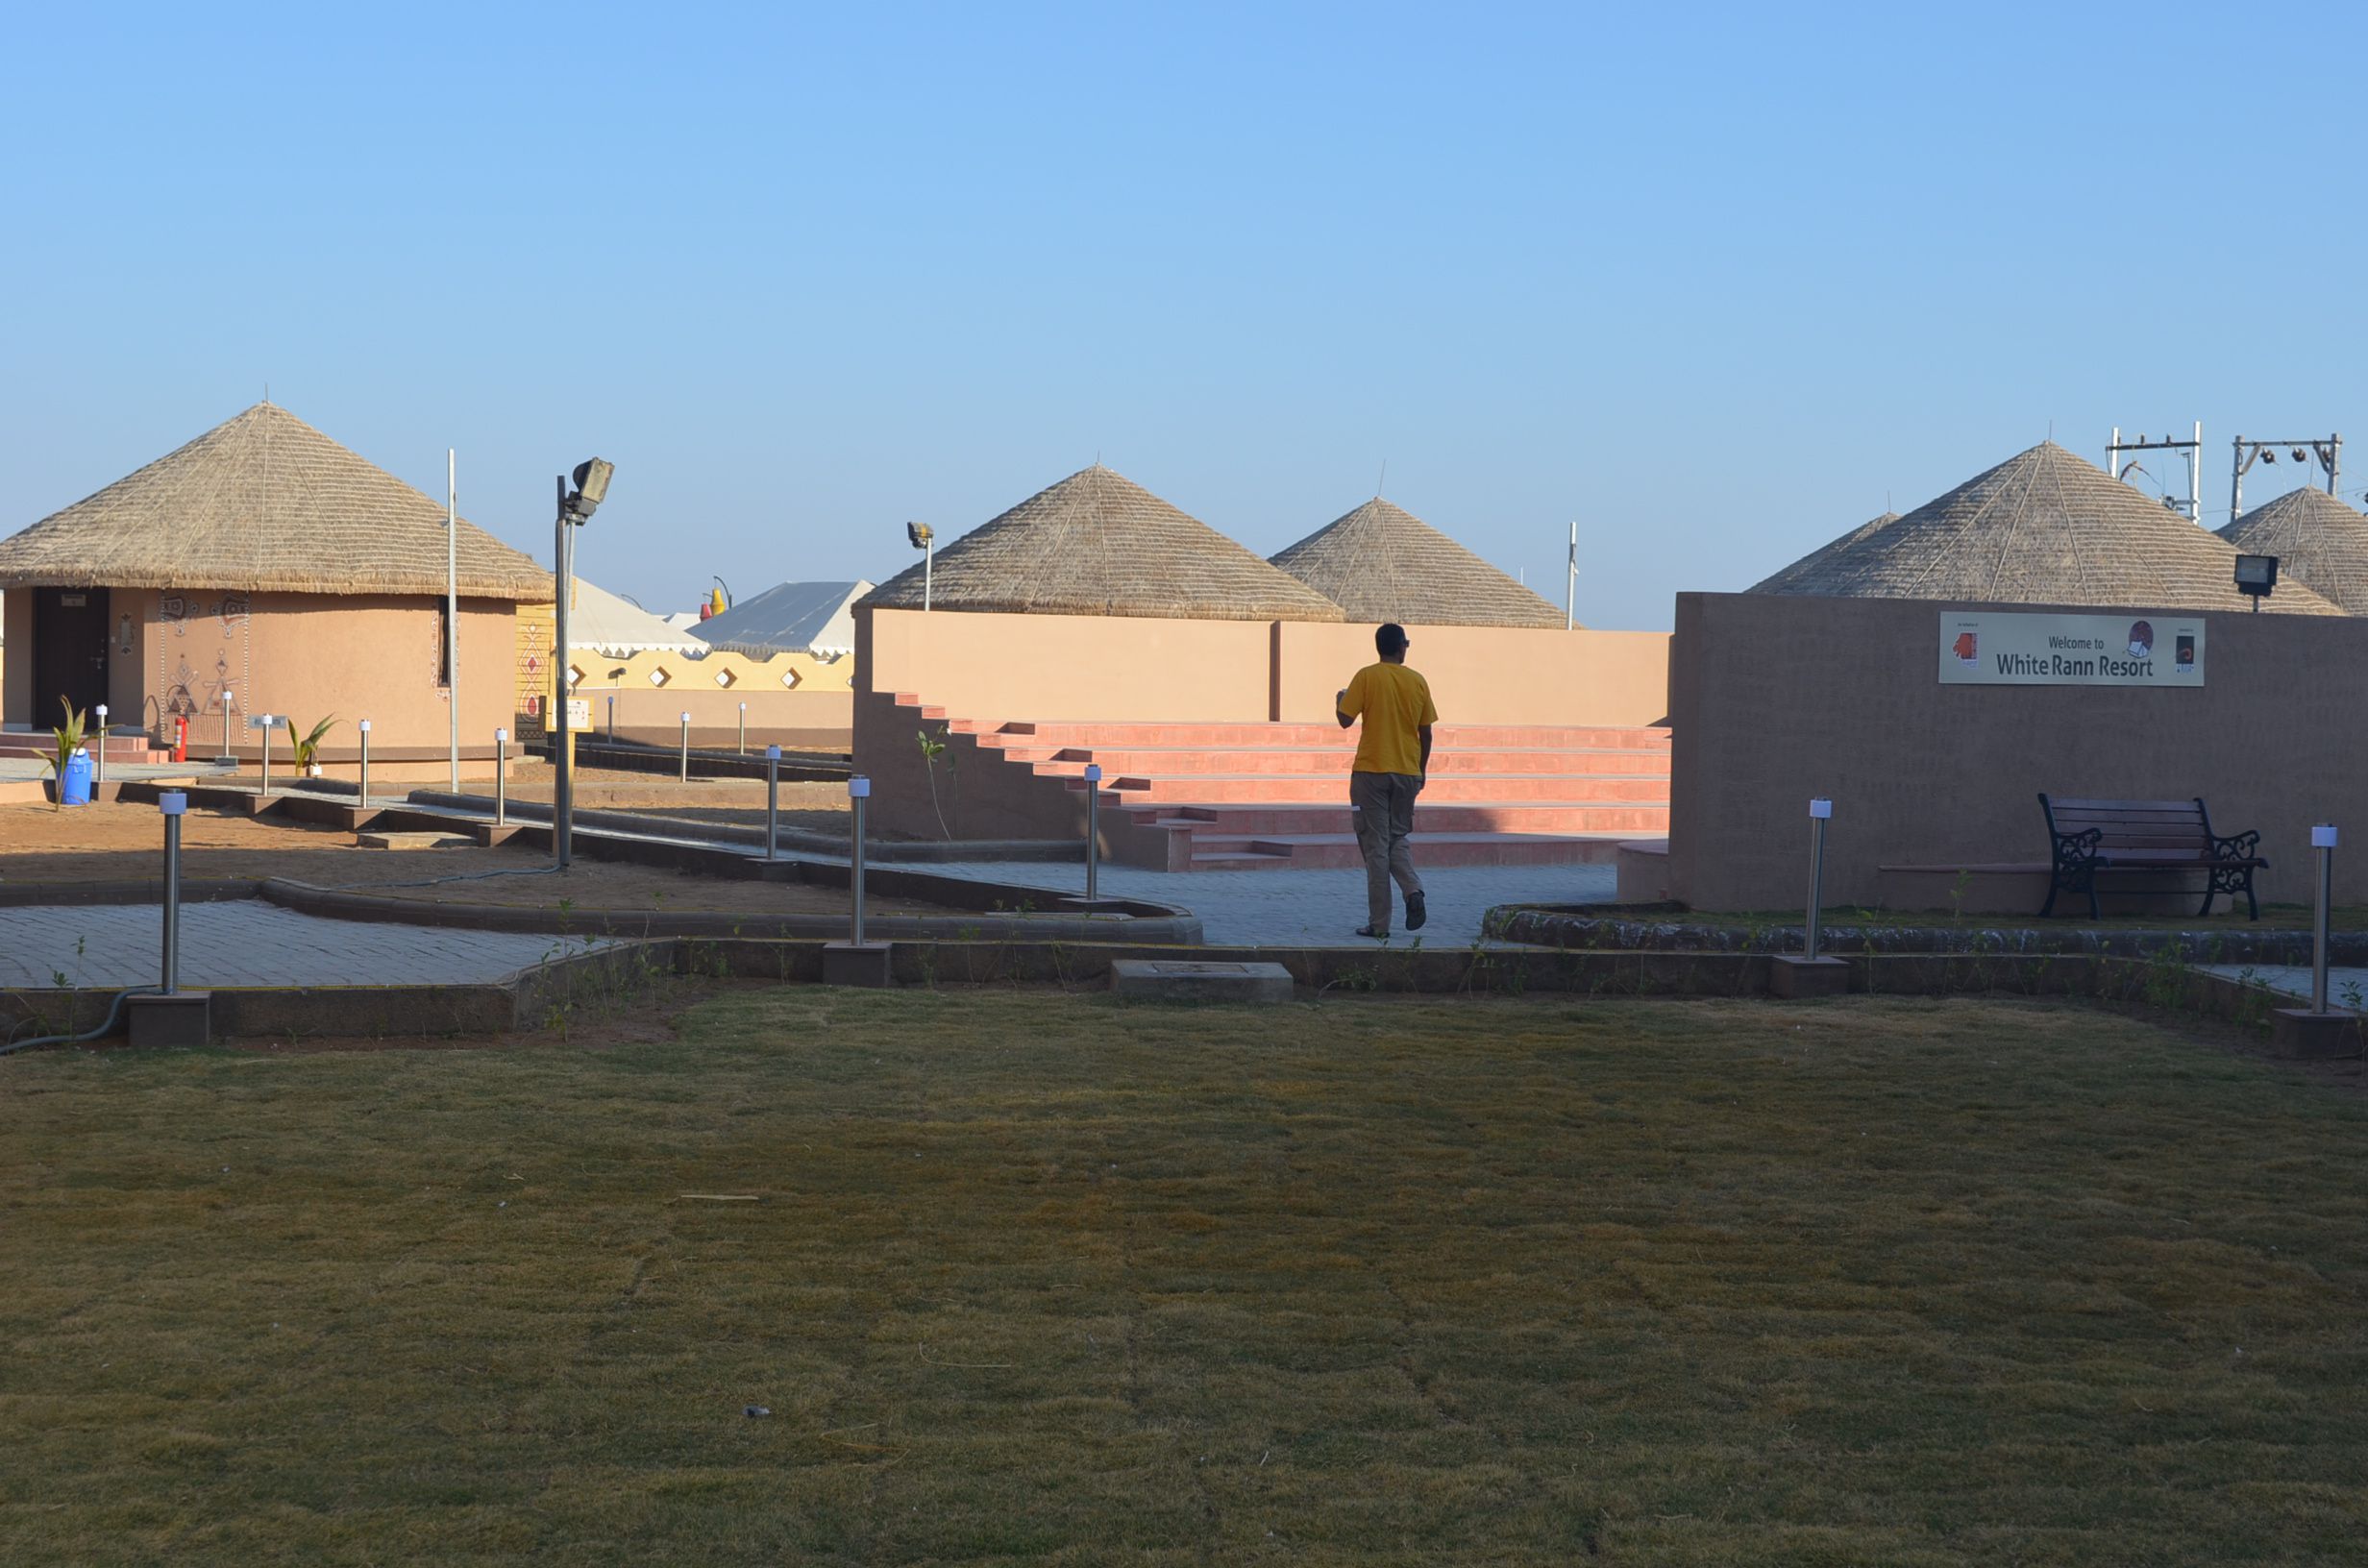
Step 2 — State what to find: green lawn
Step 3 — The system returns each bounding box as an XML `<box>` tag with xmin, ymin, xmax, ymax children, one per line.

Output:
<box><xmin>4</xmin><ymin>992</ymin><xmax>2366</xmax><ymax>1565</ymax></box>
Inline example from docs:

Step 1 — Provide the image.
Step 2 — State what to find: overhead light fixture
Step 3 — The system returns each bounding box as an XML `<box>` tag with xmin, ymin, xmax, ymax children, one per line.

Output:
<box><xmin>2233</xmin><ymin>552</ymin><xmax>2279</xmax><ymax>613</ymax></box>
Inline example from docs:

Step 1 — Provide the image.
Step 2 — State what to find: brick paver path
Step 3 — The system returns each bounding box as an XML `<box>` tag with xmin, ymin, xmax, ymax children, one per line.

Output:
<box><xmin>0</xmin><ymin>902</ymin><xmax>607</xmax><ymax>989</ymax></box>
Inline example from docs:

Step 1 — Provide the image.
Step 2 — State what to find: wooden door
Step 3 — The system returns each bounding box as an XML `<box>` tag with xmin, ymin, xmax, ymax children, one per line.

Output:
<box><xmin>31</xmin><ymin>588</ymin><xmax>111</xmax><ymax>723</ymax></box>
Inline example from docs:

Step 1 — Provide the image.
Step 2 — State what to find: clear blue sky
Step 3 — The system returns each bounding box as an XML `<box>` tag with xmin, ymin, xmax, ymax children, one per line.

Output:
<box><xmin>7</xmin><ymin>2</ymin><xmax>2363</xmax><ymax>629</ymax></box>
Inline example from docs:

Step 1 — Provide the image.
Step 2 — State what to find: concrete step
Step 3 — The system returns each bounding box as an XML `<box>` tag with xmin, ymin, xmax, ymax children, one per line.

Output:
<box><xmin>1009</xmin><ymin>745</ymin><xmax>1668</xmax><ymax>777</ymax></box>
<box><xmin>978</xmin><ymin>720</ymin><xmax>1670</xmax><ymax>750</ymax></box>
<box><xmin>1100</xmin><ymin>772</ymin><xmax>1671</xmax><ymax>805</ymax></box>
<box><xmin>1135</xmin><ymin>800</ymin><xmax>1670</xmax><ymax>836</ymax></box>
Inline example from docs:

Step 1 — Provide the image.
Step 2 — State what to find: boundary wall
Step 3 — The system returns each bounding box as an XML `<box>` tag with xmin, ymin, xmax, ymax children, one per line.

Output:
<box><xmin>1665</xmin><ymin>591</ymin><xmax>2368</xmax><ymax>912</ymax></box>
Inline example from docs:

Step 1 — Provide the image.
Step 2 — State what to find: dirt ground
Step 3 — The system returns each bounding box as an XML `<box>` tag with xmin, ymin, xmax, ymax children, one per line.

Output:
<box><xmin>0</xmin><ymin>798</ymin><xmax>943</xmax><ymax>917</ymax></box>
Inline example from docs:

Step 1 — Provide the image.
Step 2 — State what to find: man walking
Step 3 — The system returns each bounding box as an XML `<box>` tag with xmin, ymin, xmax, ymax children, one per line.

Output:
<box><xmin>1336</xmin><ymin>623</ymin><xmax>1435</xmax><ymax>939</ymax></box>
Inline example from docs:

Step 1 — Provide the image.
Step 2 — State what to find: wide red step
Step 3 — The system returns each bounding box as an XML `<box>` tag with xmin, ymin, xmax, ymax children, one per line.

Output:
<box><xmin>982</xmin><ymin>721</ymin><xmax>1669</xmax><ymax>750</ymax></box>
<box><xmin>1102</xmin><ymin>773</ymin><xmax>1669</xmax><ymax>804</ymax></box>
<box><xmin>1133</xmin><ymin>801</ymin><xmax>1669</xmax><ymax>836</ymax></box>
<box><xmin>1007</xmin><ymin>745</ymin><xmax>1666</xmax><ymax>778</ymax></box>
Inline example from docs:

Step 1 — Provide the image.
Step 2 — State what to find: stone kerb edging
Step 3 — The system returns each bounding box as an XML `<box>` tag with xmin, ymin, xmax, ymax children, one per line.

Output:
<box><xmin>255</xmin><ymin>878</ymin><xmax>1203</xmax><ymax>945</ymax></box>
<box><xmin>1487</xmin><ymin>905</ymin><xmax>2366</xmax><ymax>967</ymax></box>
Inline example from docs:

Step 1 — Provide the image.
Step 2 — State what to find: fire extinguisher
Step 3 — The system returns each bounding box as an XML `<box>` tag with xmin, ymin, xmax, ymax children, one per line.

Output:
<box><xmin>172</xmin><ymin>714</ymin><xmax>188</xmax><ymax>763</ymax></box>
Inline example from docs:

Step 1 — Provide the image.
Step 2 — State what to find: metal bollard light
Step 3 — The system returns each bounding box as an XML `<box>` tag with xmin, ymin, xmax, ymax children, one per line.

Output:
<box><xmin>358</xmin><ymin>719</ymin><xmax>372</xmax><ymax>806</ymax></box>
<box><xmin>94</xmin><ymin>704</ymin><xmax>108</xmax><ymax>787</ymax></box>
<box><xmin>849</xmin><ymin>774</ymin><xmax>871</xmax><ymax>945</ymax></box>
<box><xmin>1083</xmin><ymin>763</ymin><xmax>1102</xmax><ymax>903</ymax></box>
<box><xmin>2312</xmin><ymin>823</ymin><xmax>2337</xmax><ymax>1015</ymax></box>
<box><xmin>679</xmin><ymin>712</ymin><xmax>692</xmax><ymax>783</ymax></box>
<box><xmin>606</xmin><ymin>693</ymin><xmax>617</xmax><ymax>743</ymax></box>
<box><xmin>764</xmin><ymin>745</ymin><xmax>781</xmax><ymax>862</ymax></box>
<box><xmin>737</xmin><ymin>700</ymin><xmax>747</xmax><ymax>755</ymax></box>
<box><xmin>220</xmin><ymin>687</ymin><xmax>236</xmax><ymax>763</ymax></box>
<box><xmin>259</xmin><ymin>715</ymin><xmax>274</xmax><ymax>796</ymax></box>
<box><xmin>495</xmin><ymin>728</ymin><xmax>510</xmax><ymax>828</ymax></box>
<box><xmin>160</xmin><ymin>792</ymin><xmax>187</xmax><ymax>994</ymax></box>
<box><xmin>1805</xmin><ymin>798</ymin><xmax>1833</xmax><ymax>962</ymax></box>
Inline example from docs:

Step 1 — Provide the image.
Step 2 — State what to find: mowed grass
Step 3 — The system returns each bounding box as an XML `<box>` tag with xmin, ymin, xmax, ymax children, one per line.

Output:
<box><xmin>4</xmin><ymin>993</ymin><xmax>2366</xmax><ymax>1565</ymax></box>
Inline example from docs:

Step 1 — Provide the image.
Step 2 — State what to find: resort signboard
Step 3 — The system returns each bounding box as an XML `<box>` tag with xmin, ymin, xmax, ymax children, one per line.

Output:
<box><xmin>1937</xmin><ymin>610</ymin><xmax>2205</xmax><ymax>688</ymax></box>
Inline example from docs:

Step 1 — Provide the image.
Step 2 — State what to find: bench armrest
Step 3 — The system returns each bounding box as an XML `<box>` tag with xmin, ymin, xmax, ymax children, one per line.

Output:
<box><xmin>2212</xmin><ymin>829</ymin><xmax>2261</xmax><ymax>863</ymax></box>
<box><xmin>2051</xmin><ymin>825</ymin><xmax>2103</xmax><ymax>870</ymax></box>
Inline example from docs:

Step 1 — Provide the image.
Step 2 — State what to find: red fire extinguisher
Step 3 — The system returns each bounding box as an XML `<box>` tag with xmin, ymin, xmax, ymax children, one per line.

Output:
<box><xmin>172</xmin><ymin>714</ymin><xmax>188</xmax><ymax>763</ymax></box>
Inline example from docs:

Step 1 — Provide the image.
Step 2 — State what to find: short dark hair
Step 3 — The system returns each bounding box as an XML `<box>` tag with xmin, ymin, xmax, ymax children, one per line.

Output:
<box><xmin>1375</xmin><ymin>623</ymin><xmax>1408</xmax><ymax>656</ymax></box>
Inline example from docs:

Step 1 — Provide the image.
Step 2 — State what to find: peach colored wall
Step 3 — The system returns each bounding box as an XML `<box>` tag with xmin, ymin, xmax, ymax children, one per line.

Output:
<box><xmin>860</xmin><ymin>607</ymin><xmax>1671</xmax><ymax>727</ymax></box>
<box><xmin>1665</xmin><ymin>592</ymin><xmax>2368</xmax><ymax>912</ymax></box>
<box><xmin>865</xmin><ymin>607</ymin><xmax>1274</xmax><ymax>722</ymax></box>
<box><xmin>1271</xmin><ymin>623</ymin><xmax>1671</xmax><ymax>726</ymax></box>
<box><xmin>110</xmin><ymin>589</ymin><xmax>515</xmax><ymax>757</ymax></box>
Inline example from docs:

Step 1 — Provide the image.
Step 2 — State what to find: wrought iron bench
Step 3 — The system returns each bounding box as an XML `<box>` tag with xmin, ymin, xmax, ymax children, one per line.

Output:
<box><xmin>2037</xmin><ymin>795</ymin><xmax>2265</xmax><ymax>920</ymax></box>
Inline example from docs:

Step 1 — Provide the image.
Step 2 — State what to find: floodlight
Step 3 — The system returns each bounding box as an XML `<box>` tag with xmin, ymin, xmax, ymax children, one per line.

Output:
<box><xmin>906</xmin><ymin>521</ymin><xmax>934</xmax><ymax>549</ymax></box>
<box><xmin>2234</xmin><ymin>553</ymin><xmax>2279</xmax><ymax>597</ymax></box>
<box><xmin>563</xmin><ymin>457</ymin><xmax>615</xmax><ymax>521</ymax></box>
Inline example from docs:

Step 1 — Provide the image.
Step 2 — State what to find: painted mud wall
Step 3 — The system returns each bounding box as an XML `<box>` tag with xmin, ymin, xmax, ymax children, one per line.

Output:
<box><xmin>1665</xmin><ymin>591</ymin><xmax>2368</xmax><ymax>911</ymax></box>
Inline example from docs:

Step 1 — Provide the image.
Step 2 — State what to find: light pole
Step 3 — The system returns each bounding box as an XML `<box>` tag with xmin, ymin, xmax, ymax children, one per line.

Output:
<box><xmin>553</xmin><ymin>457</ymin><xmax>615</xmax><ymax>871</ymax></box>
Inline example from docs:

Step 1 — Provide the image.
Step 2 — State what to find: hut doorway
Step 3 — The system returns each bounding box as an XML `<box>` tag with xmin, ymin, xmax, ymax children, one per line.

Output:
<box><xmin>32</xmin><ymin>587</ymin><xmax>111</xmax><ymax>721</ymax></box>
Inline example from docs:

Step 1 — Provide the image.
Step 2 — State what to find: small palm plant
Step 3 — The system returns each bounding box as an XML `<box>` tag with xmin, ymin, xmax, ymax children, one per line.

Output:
<box><xmin>291</xmin><ymin>715</ymin><xmax>339</xmax><ymax>775</ymax></box>
<box><xmin>48</xmin><ymin>698</ymin><xmax>87</xmax><ymax>811</ymax></box>
<box><xmin>916</xmin><ymin>724</ymin><xmax>956</xmax><ymax>840</ymax></box>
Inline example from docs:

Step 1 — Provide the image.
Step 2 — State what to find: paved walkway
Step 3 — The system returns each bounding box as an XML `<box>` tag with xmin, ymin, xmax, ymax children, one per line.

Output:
<box><xmin>0</xmin><ymin>903</ymin><xmax>607</xmax><ymax>990</ymax></box>
<box><xmin>904</xmin><ymin>857</ymin><xmax>1616</xmax><ymax>947</ymax></box>
<box><xmin>2201</xmin><ymin>964</ymin><xmax>2368</xmax><ymax>1009</ymax></box>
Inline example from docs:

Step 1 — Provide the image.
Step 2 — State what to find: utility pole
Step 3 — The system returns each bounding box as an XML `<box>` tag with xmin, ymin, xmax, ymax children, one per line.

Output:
<box><xmin>447</xmin><ymin>449</ymin><xmax>459</xmax><ymax>794</ymax></box>
<box><xmin>2231</xmin><ymin>433</ymin><xmax>2342</xmax><ymax>520</ymax></box>
<box><xmin>2107</xmin><ymin>424</ymin><xmax>2203</xmax><ymax>522</ymax></box>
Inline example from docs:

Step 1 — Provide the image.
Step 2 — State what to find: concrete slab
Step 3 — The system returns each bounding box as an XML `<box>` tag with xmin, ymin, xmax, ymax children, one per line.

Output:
<box><xmin>356</xmin><ymin>831</ymin><xmax>475</xmax><ymax>850</ymax></box>
<box><xmin>127</xmin><ymin>992</ymin><xmax>211</xmax><ymax>1047</ymax></box>
<box><xmin>1768</xmin><ymin>955</ymin><xmax>1850</xmax><ymax>998</ymax></box>
<box><xmin>1109</xmin><ymin>958</ymin><xmax>1295</xmax><ymax>1003</ymax></box>
<box><xmin>822</xmin><ymin>941</ymin><xmax>894</xmax><ymax>988</ymax></box>
<box><xmin>2271</xmin><ymin>1008</ymin><xmax>2363</xmax><ymax>1060</ymax></box>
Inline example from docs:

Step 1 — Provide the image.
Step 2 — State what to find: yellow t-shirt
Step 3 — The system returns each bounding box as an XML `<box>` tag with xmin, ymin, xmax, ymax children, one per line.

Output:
<box><xmin>1339</xmin><ymin>661</ymin><xmax>1438</xmax><ymax>776</ymax></box>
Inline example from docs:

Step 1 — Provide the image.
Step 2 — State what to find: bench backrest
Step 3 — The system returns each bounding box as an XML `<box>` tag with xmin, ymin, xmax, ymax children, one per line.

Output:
<box><xmin>2038</xmin><ymin>795</ymin><xmax>2214</xmax><ymax>856</ymax></box>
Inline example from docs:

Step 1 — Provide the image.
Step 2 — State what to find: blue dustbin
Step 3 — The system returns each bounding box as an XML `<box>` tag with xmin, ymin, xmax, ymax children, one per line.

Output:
<box><xmin>61</xmin><ymin>747</ymin><xmax>93</xmax><ymax>806</ymax></box>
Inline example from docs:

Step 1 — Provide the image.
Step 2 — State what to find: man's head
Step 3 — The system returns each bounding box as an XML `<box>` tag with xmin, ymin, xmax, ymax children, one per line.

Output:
<box><xmin>1375</xmin><ymin>623</ymin><xmax>1409</xmax><ymax>662</ymax></box>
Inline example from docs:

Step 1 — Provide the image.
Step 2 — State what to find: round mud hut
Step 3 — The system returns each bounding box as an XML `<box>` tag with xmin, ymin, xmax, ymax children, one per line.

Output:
<box><xmin>1268</xmin><ymin>498</ymin><xmax>1566</xmax><ymax>628</ymax></box>
<box><xmin>2215</xmin><ymin>486</ymin><xmax>2368</xmax><ymax>615</ymax></box>
<box><xmin>1747</xmin><ymin>442</ymin><xmax>2344</xmax><ymax>615</ymax></box>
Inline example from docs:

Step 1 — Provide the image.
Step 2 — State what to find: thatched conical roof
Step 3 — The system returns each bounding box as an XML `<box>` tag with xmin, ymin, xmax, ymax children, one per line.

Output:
<box><xmin>1749</xmin><ymin>511</ymin><xmax>1899</xmax><ymax>593</ymax></box>
<box><xmin>1269</xmin><ymin>498</ymin><xmax>1566</xmax><ymax>627</ymax></box>
<box><xmin>1748</xmin><ymin>443</ymin><xmax>2343</xmax><ymax>615</ymax></box>
<box><xmin>861</xmin><ymin>465</ymin><xmax>1344</xmax><ymax>622</ymax></box>
<box><xmin>2215</xmin><ymin>487</ymin><xmax>2368</xmax><ymax>614</ymax></box>
<box><xmin>0</xmin><ymin>403</ymin><xmax>552</xmax><ymax>600</ymax></box>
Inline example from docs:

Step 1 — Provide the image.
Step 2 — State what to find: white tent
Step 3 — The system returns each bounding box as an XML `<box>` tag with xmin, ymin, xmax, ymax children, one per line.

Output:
<box><xmin>693</xmin><ymin>579</ymin><xmax>873</xmax><ymax>658</ymax></box>
<box><xmin>565</xmin><ymin>577</ymin><xmax>706</xmax><ymax>654</ymax></box>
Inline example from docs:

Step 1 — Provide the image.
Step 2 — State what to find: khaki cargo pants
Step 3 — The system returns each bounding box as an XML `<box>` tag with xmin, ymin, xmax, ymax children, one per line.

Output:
<box><xmin>1350</xmin><ymin>771</ymin><xmax>1423</xmax><ymax>932</ymax></box>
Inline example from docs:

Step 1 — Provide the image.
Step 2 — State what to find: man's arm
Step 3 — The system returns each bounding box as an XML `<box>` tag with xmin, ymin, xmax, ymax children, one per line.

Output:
<box><xmin>1336</xmin><ymin>694</ymin><xmax>1355</xmax><ymax>730</ymax></box>
<box><xmin>1336</xmin><ymin>673</ymin><xmax>1363</xmax><ymax>731</ymax></box>
<box><xmin>1418</xmin><ymin>724</ymin><xmax>1433</xmax><ymax>778</ymax></box>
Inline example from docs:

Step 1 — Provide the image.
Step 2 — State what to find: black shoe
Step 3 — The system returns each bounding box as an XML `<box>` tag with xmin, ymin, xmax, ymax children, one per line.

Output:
<box><xmin>1406</xmin><ymin>892</ymin><xmax>1427</xmax><ymax>931</ymax></box>
<box><xmin>1355</xmin><ymin>924</ymin><xmax>1390</xmax><ymax>940</ymax></box>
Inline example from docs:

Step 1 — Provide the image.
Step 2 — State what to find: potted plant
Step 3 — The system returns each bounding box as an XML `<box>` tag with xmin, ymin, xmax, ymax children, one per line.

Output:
<box><xmin>44</xmin><ymin>698</ymin><xmax>87</xmax><ymax>810</ymax></box>
<box><xmin>292</xmin><ymin>715</ymin><xmax>339</xmax><ymax>779</ymax></box>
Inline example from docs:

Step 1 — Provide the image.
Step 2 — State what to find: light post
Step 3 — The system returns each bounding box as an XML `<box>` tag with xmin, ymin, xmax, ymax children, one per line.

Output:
<box><xmin>678</xmin><ymin>711</ymin><xmax>692</xmax><ymax>782</ymax></box>
<box><xmin>849</xmin><ymin>774</ymin><xmax>871</xmax><ymax>944</ymax></box>
<box><xmin>495</xmin><ymin>727</ymin><xmax>509</xmax><ymax>829</ymax></box>
<box><xmin>553</xmin><ymin>457</ymin><xmax>616</xmax><ymax>871</ymax></box>
<box><xmin>764</xmin><ymin>744</ymin><xmax>780</xmax><ymax>862</ymax></box>
<box><xmin>257</xmin><ymin>714</ymin><xmax>276</xmax><ymax>796</ymax></box>
<box><xmin>906</xmin><ymin>522</ymin><xmax>935</xmax><ymax>610</ymax></box>
<box><xmin>1083</xmin><ymin>763</ymin><xmax>1102</xmax><ymax>903</ymax></box>
<box><xmin>93</xmin><ymin>704</ymin><xmax>108</xmax><ymax>788</ymax></box>
<box><xmin>2311</xmin><ymin>824</ymin><xmax>2337</xmax><ymax>1015</ymax></box>
<box><xmin>160</xmin><ymin>792</ymin><xmax>185</xmax><ymax>994</ymax></box>
<box><xmin>737</xmin><ymin>700</ymin><xmax>748</xmax><ymax>756</ymax></box>
<box><xmin>358</xmin><ymin>719</ymin><xmax>372</xmax><ymax>806</ymax></box>
<box><xmin>218</xmin><ymin>686</ymin><xmax>236</xmax><ymax>764</ymax></box>
<box><xmin>1804</xmin><ymin>797</ymin><xmax>1832</xmax><ymax>962</ymax></box>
